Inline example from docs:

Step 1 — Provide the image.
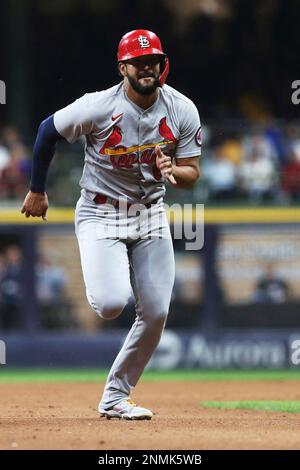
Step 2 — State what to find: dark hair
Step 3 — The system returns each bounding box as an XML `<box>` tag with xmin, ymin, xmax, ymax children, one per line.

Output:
<box><xmin>117</xmin><ymin>62</ymin><xmax>125</xmax><ymax>78</ymax></box>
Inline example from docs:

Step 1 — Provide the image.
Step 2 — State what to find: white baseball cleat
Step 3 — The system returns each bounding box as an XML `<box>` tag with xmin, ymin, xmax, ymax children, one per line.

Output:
<box><xmin>99</xmin><ymin>398</ymin><xmax>153</xmax><ymax>420</ymax></box>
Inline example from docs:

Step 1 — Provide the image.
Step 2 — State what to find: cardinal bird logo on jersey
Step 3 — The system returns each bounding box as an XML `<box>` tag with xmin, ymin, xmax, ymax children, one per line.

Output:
<box><xmin>98</xmin><ymin>117</ymin><xmax>178</xmax><ymax>174</ymax></box>
<box><xmin>151</xmin><ymin>117</ymin><xmax>178</xmax><ymax>181</ymax></box>
<box><xmin>158</xmin><ymin>117</ymin><xmax>178</xmax><ymax>144</ymax></box>
<box><xmin>100</xmin><ymin>126</ymin><xmax>123</xmax><ymax>155</ymax></box>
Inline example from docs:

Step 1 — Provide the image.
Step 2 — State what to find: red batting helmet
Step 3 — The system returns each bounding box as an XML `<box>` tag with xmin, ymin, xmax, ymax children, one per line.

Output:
<box><xmin>117</xmin><ymin>29</ymin><xmax>169</xmax><ymax>87</ymax></box>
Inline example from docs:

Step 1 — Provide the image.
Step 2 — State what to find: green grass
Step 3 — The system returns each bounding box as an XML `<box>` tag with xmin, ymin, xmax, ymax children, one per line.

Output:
<box><xmin>0</xmin><ymin>368</ymin><xmax>300</xmax><ymax>383</ymax></box>
<box><xmin>202</xmin><ymin>400</ymin><xmax>300</xmax><ymax>414</ymax></box>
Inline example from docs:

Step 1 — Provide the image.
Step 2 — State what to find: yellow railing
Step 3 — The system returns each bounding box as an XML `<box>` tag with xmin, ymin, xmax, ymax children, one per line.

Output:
<box><xmin>1</xmin><ymin>206</ymin><xmax>300</xmax><ymax>225</ymax></box>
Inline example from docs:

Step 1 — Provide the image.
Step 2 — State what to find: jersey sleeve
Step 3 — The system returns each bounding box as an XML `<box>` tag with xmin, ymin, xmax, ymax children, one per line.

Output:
<box><xmin>175</xmin><ymin>101</ymin><xmax>201</xmax><ymax>158</ymax></box>
<box><xmin>53</xmin><ymin>94</ymin><xmax>94</xmax><ymax>144</ymax></box>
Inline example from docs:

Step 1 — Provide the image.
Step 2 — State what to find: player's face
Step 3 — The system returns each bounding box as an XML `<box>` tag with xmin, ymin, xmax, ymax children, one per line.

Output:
<box><xmin>121</xmin><ymin>55</ymin><xmax>161</xmax><ymax>95</ymax></box>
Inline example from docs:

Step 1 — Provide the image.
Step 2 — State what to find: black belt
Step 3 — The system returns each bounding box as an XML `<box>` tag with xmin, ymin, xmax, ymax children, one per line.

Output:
<box><xmin>94</xmin><ymin>194</ymin><xmax>158</xmax><ymax>209</ymax></box>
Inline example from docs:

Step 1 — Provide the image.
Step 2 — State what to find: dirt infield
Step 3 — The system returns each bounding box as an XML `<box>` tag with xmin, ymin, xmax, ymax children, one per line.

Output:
<box><xmin>0</xmin><ymin>381</ymin><xmax>300</xmax><ymax>450</ymax></box>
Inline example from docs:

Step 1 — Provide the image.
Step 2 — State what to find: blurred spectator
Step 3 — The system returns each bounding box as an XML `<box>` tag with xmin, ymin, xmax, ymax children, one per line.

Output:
<box><xmin>0</xmin><ymin>245</ymin><xmax>23</xmax><ymax>329</ymax></box>
<box><xmin>285</xmin><ymin>123</ymin><xmax>300</xmax><ymax>162</ymax></box>
<box><xmin>221</xmin><ymin>137</ymin><xmax>243</xmax><ymax>166</ymax></box>
<box><xmin>281</xmin><ymin>151</ymin><xmax>300</xmax><ymax>202</ymax></box>
<box><xmin>252</xmin><ymin>263</ymin><xmax>290</xmax><ymax>304</ymax></box>
<box><xmin>238</xmin><ymin>150</ymin><xmax>278</xmax><ymax>203</ymax></box>
<box><xmin>0</xmin><ymin>253</ymin><xmax>6</xmax><ymax>281</ymax></box>
<box><xmin>202</xmin><ymin>145</ymin><xmax>237</xmax><ymax>200</ymax></box>
<box><xmin>0</xmin><ymin>125</ymin><xmax>31</xmax><ymax>199</ymax></box>
<box><xmin>0</xmin><ymin>144</ymin><xmax>10</xmax><ymax>172</ymax></box>
<box><xmin>36</xmin><ymin>255</ymin><xmax>77</xmax><ymax>329</ymax></box>
<box><xmin>242</xmin><ymin>132</ymin><xmax>279</xmax><ymax>164</ymax></box>
<box><xmin>36</xmin><ymin>255</ymin><xmax>67</xmax><ymax>300</ymax></box>
<box><xmin>264</xmin><ymin>121</ymin><xmax>287</xmax><ymax>166</ymax></box>
<box><xmin>0</xmin><ymin>145</ymin><xmax>31</xmax><ymax>198</ymax></box>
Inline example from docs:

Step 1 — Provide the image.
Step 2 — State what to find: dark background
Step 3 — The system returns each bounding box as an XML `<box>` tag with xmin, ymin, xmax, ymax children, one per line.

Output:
<box><xmin>1</xmin><ymin>0</ymin><xmax>300</xmax><ymax>140</ymax></box>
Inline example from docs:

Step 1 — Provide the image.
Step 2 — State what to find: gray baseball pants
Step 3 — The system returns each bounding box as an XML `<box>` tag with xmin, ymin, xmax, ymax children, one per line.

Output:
<box><xmin>75</xmin><ymin>191</ymin><xmax>175</xmax><ymax>409</ymax></box>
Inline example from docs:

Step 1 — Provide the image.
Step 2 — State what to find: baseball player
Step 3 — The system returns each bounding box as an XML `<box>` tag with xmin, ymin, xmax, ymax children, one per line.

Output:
<box><xmin>21</xmin><ymin>29</ymin><xmax>201</xmax><ymax>420</ymax></box>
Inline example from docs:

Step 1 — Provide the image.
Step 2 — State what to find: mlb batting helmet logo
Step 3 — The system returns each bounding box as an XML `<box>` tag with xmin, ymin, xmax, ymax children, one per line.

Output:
<box><xmin>138</xmin><ymin>35</ymin><xmax>150</xmax><ymax>49</ymax></box>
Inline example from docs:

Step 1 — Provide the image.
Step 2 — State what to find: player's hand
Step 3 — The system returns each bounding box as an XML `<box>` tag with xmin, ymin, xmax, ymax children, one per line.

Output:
<box><xmin>155</xmin><ymin>145</ymin><xmax>177</xmax><ymax>185</ymax></box>
<box><xmin>21</xmin><ymin>191</ymin><xmax>49</xmax><ymax>221</ymax></box>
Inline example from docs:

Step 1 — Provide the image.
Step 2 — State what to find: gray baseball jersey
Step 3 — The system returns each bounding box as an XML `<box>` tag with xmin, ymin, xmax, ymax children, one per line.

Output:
<box><xmin>54</xmin><ymin>82</ymin><xmax>201</xmax><ymax>203</ymax></box>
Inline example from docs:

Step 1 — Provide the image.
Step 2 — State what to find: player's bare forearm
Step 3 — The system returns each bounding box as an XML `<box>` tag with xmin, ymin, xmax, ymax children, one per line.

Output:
<box><xmin>172</xmin><ymin>163</ymin><xmax>200</xmax><ymax>189</ymax></box>
<box><xmin>155</xmin><ymin>146</ymin><xmax>200</xmax><ymax>188</ymax></box>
